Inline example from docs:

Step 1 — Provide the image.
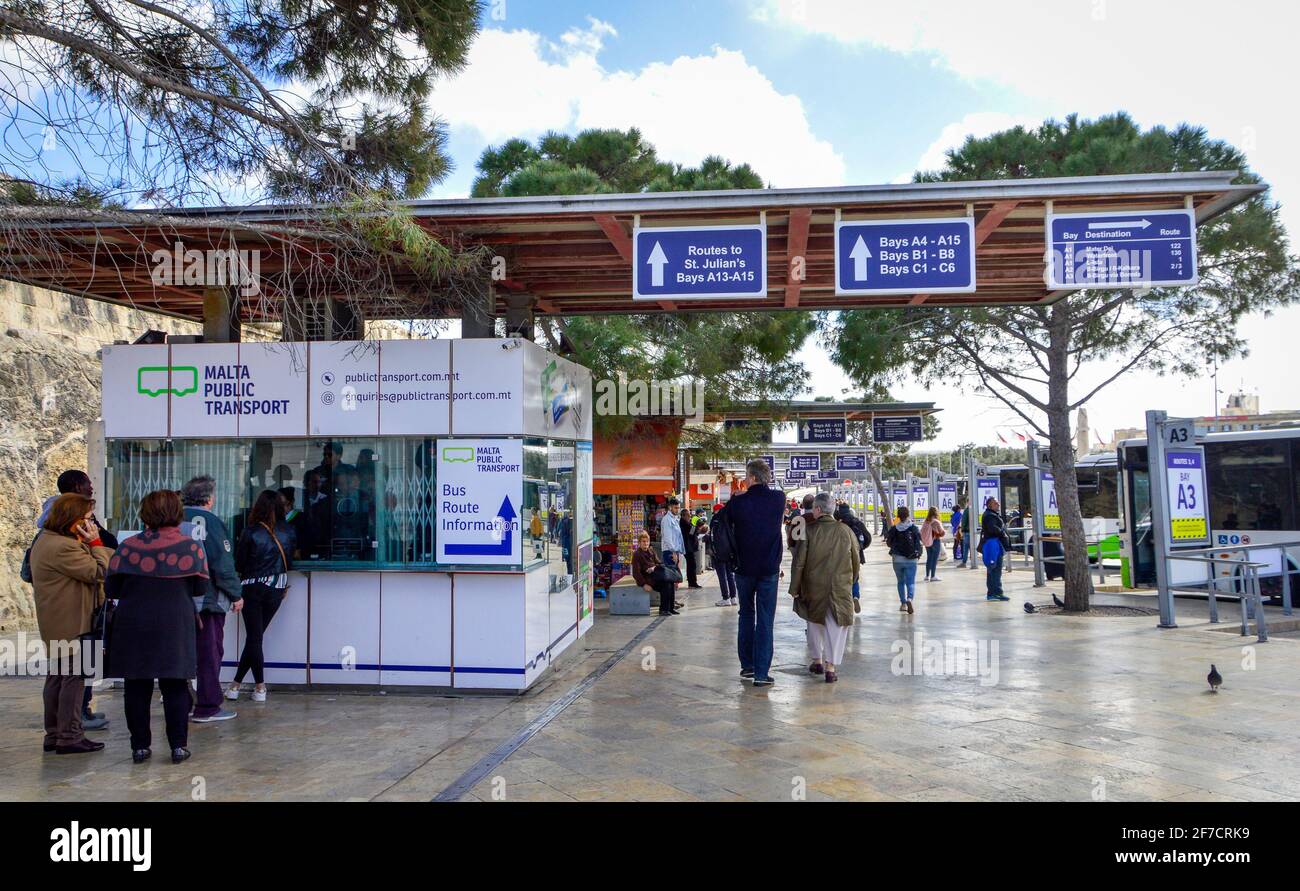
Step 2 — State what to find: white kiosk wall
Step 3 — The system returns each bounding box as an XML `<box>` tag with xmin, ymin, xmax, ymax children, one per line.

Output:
<box><xmin>101</xmin><ymin>338</ymin><xmax>593</xmax><ymax>692</ymax></box>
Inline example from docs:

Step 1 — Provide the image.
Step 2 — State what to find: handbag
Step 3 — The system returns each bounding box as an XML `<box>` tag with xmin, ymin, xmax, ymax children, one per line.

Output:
<box><xmin>652</xmin><ymin>563</ymin><xmax>682</xmax><ymax>585</ymax></box>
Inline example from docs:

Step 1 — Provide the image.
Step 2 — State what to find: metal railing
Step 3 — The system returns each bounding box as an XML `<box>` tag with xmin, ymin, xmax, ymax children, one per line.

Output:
<box><xmin>1161</xmin><ymin>540</ymin><xmax>1300</xmax><ymax>641</ymax></box>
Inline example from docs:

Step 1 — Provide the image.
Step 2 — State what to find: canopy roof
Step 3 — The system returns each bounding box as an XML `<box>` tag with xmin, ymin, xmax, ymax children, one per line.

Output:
<box><xmin>2</xmin><ymin>171</ymin><xmax>1262</xmax><ymax>321</ymax></box>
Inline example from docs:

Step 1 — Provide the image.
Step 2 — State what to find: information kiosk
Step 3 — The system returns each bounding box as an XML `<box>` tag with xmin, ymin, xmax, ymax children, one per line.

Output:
<box><xmin>96</xmin><ymin>337</ymin><xmax>594</xmax><ymax>692</ymax></box>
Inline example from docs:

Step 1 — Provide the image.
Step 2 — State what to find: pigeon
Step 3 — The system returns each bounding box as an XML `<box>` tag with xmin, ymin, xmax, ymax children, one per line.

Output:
<box><xmin>1207</xmin><ymin>664</ymin><xmax>1222</xmax><ymax>693</ymax></box>
<box><xmin>1052</xmin><ymin>593</ymin><xmax>1065</xmax><ymax>608</ymax></box>
<box><xmin>1023</xmin><ymin>602</ymin><xmax>1037</xmax><ymax>613</ymax></box>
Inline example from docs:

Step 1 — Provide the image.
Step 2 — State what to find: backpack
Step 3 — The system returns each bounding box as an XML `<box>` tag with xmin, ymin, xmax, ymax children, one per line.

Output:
<box><xmin>709</xmin><ymin>506</ymin><xmax>738</xmax><ymax>569</ymax></box>
<box><xmin>889</xmin><ymin>524</ymin><xmax>923</xmax><ymax>560</ymax></box>
<box><xmin>19</xmin><ymin>532</ymin><xmax>39</xmax><ymax>584</ymax></box>
<box><xmin>847</xmin><ymin>516</ymin><xmax>870</xmax><ymax>551</ymax></box>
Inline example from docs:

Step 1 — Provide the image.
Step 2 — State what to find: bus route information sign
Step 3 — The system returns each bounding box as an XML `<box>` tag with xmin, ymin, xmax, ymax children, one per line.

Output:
<box><xmin>1040</xmin><ymin>471</ymin><xmax>1061</xmax><ymax>531</ymax></box>
<box><xmin>1165</xmin><ymin>447</ymin><xmax>1210</xmax><ymax>545</ymax></box>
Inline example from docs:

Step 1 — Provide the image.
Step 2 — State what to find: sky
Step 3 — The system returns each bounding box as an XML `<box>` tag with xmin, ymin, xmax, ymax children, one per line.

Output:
<box><xmin>417</xmin><ymin>0</ymin><xmax>1300</xmax><ymax>450</ymax></box>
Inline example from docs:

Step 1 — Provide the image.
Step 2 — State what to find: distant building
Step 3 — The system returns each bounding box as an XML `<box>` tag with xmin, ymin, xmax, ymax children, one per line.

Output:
<box><xmin>1094</xmin><ymin>392</ymin><xmax>1300</xmax><ymax>452</ymax></box>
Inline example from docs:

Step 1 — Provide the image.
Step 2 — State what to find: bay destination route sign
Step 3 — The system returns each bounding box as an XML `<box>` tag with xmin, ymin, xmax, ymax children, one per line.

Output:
<box><xmin>1046</xmin><ymin>209</ymin><xmax>1197</xmax><ymax>289</ymax></box>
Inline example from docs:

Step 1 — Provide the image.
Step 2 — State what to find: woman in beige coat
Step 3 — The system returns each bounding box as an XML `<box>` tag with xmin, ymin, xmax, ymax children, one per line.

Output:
<box><xmin>789</xmin><ymin>492</ymin><xmax>860</xmax><ymax>683</ymax></box>
<box><xmin>29</xmin><ymin>493</ymin><xmax>114</xmax><ymax>754</ymax></box>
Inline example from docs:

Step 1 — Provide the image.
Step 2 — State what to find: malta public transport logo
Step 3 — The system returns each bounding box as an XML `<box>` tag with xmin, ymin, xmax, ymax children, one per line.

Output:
<box><xmin>136</xmin><ymin>365</ymin><xmax>198</xmax><ymax>397</ymax></box>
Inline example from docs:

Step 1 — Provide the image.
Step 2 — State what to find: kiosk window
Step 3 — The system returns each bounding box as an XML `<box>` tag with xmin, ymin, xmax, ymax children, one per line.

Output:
<box><xmin>106</xmin><ymin>436</ymin><xmax>441</xmax><ymax>569</ymax></box>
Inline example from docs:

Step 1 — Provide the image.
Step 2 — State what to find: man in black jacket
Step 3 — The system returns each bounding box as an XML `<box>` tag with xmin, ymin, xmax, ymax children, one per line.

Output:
<box><xmin>980</xmin><ymin>498</ymin><xmax>1012</xmax><ymax>601</ymax></box>
<box><xmin>680</xmin><ymin>508</ymin><xmax>702</xmax><ymax>589</ymax></box>
<box><xmin>727</xmin><ymin>459</ymin><xmax>787</xmax><ymax>687</ymax></box>
<box><xmin>182</xmin><ymin>476</ymin><xmax>244</xmax><ymax>722</ymax></box>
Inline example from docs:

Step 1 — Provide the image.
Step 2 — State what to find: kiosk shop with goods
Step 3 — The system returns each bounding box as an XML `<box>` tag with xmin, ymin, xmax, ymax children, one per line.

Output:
<box><xmin>98</xmin><ymin>337</ymin><xmax>593</xmax><ymax>692</ymax></box>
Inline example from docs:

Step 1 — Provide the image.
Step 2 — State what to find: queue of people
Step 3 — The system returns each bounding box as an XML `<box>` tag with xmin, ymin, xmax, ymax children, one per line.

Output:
<box><xmin>27</xmin><ymin>466</ymin><xmax>302</xmax><ymax>762</ymax></box>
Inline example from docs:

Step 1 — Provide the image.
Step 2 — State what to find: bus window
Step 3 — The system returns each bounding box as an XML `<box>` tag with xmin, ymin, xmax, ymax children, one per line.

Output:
<box><xmin>1207</xmin><ymin>441</ymin><xmax>1295</xmax><ymax>532</ymax></box>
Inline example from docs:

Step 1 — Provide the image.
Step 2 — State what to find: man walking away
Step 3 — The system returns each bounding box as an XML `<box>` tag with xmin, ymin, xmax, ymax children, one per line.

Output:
<box><xmin>791</xmin><ymin>493</ymin><xmax>859</xmax><ymax>683</ymax></box>
<box><xmin>182</xmin><ymin>476</ymin><xmax>243</xmax><ymax>722</ymax></box>
<box><xmin>727</xmin><ymin>459</ymin><xmax>786</xmax><ymax>687</ymax></box>
<box><xmin>884</xmin><ymin>506</ymin><xmax>923</xmax><ymax>614</ymax></box>
<box><xmin>709</xmin><ymin>504</ymin><xmax>739</xmax><ymax>607</ymax></box>
<box><xmin>980</xmin><ymin>497</ymin><xmax>1011</xmax><ymax>601</ymax></box>
<box><xmin>833</xmin><ymin>504</ymin><xmax>869</xmax><ymax>613</ymax></box>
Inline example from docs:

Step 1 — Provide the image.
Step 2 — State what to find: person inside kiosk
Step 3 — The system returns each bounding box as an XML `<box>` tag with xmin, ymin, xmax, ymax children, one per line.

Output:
<box><xmin>105</xmin><ymin>434</ymin><xmax>579</xmax><ymax>576</ymax></box>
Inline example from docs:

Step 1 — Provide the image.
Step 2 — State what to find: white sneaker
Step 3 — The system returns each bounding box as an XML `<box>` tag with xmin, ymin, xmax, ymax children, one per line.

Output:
<box><xmin>931</xmin><ymin>576</ymin><xmax>941</xmax><ymax>582</ymax></box>
<box><xmin>224</xmin><ymin>684</ymin><xmax>240</xmax><ymax>701</ymax></box>
<box><xmin>730</xmin><ymin>598</ymin><xmax>738</xmax><ymax>606</ymax></box>
<box><xmin>251</xmin><ymin>687</ymin><xmax>267</xmax><ymax>703</ymax></box>
<box><xmin>715</xmin><ymin>597</ymin><xmax>731</xmax><ymax>607</ymax></box>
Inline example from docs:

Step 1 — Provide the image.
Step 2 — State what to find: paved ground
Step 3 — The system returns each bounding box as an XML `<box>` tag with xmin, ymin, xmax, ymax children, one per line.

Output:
<box><xmin>2</xmin><ymin>546</ymin><xmax>1298</xmax><ymax>802</ymax></box>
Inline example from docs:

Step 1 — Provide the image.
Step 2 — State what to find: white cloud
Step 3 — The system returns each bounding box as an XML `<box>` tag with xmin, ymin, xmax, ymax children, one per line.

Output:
<box><xmin>430</xmin><ymin>20</ymin><xmax>844</xmax><ymax>188</ymax></box>
<box><xmin>759</xmin><ymin>0</ymin><xmax>1300</xmax><ymax>447</ymax></box>
<box><xmin>897</xmin><ymin>112</ymin><xmax>1042</xmax><ymax>182</ymax></box>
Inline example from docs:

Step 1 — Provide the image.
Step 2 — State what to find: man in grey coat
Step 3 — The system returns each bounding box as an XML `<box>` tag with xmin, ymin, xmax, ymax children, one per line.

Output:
<box><xmin>181</xmin><ymin>476</ymin><xmax>243</xmax><ymax>722</ymax></box>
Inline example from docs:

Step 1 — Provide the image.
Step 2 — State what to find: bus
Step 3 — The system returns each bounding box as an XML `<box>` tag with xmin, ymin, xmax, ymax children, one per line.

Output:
<box><xmin>1117</xmin><ymin>426</ymin><xmax>1300</xmax><ymax>597</ymax></box>
<box><xmin>988</xmin><ymin>453</ymin><xmax>1121</xmax><ymax>562</ymax></box>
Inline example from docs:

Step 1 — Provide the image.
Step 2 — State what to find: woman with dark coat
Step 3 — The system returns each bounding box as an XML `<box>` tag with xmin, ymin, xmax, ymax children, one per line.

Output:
<box><xmin>104</xmin><ymin>489</ymin><xmax>208</xmax><ymax>764</ymax></box>
<box><xmin>227</xmin><ymin>490</ymin><xmax>296</xmax><ymax>704</ymax></box>
<box><xmin>631</xmin><ymin>529</ymin><xmax>678</xmax><ymax>616</ymax></box>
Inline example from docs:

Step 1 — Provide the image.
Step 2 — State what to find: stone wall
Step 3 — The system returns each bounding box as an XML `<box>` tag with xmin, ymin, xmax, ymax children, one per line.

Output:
<box><xmin>0</xmin><ymin>281</ymin><xmax>202</xmax><ymax>631</ymax></box>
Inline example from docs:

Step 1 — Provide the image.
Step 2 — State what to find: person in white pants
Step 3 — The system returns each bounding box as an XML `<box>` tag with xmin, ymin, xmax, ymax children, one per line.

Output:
<box><xmin>788</xmin><ymin>492</ymin><xmax>859</xmax><ymax>683</ymax></box>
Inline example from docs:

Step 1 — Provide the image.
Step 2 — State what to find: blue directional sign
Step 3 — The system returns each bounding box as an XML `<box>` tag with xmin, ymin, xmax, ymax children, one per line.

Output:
<box><xmin>816</xmin><ymin>470</ymin><xmax>839</xmax><ymax>481</ymax></box>
<box><xmin>789</xmin><ymin>454</ymin><xmax>820</xmax><ymax>471</ymax></box>
<box><xmin>1047</xmin><ymin>209</ymin><xmax>1197</xmax><ymax>289</ymax></box>
<box><xmin>872</xmin><ymin>415</ymin><xmax>923</xmax><ymax>443</ymax></box>
<box><xmin>797</xmin><ymin>417</ymin><xmax>846</xmax><ymax>444</ymax></box>
<box><xmin>633</xmin><ymin>224</ymin><xmax>767</xmax><ymax>301</ymax></box>
<box><xmin>756</xmin><ymin>454</ymin><xmax>775</xmax><ymax>474</ymax></box>
<box><xmin>835</xmin><ymin>454</ymin><xmax>866</xmax><ymax>472</ymax></box>
<box><xmin>785</xmin><ymin>470</ymin><xmax>808</xmax><ymax>482</ymax></box>
<box><xmin>835</xmin><ymin>217</ymin><xmax>975</xmax><ymax>296</ymax></box>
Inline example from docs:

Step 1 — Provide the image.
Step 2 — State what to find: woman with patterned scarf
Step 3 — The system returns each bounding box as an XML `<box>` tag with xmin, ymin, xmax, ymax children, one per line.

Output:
<box><xmin>104</xmin><ymin>489</ymin><xmax>208</xmax><ymax>765</ymax></box>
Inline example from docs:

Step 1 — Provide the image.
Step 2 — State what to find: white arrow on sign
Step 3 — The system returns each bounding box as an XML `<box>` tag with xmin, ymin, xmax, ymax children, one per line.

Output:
<box><xmin>849</xmin><ymin>235</ymin><xmax>872</xmax><ymax>281</ymax></box>
<box><xmin>801</xmin><ymin>422</ymin><xmax>812</xmax><ymax>439</ymax></box>
<box><xmin>647</xmin><ymin>241</ymin><xmax>668</xmax><ymax>287</ymax></box>
<box><xmin>1087</xmin><ymin>218</ymin><xmax>1150</xmax><ymax>230</ymax></box>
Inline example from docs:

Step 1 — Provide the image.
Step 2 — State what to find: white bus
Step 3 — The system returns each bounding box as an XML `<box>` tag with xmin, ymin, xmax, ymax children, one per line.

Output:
<box><xmin>1117</xmin><ymin>426</ymin><xmax>1300</xmax><ymax>598</ymax></box>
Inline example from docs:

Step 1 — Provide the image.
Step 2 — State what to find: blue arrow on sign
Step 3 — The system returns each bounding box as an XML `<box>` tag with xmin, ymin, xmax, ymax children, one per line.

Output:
<box><xmin>444</xmin><ymin>496</ymin><xmax>517</xmax><ymax>556</ymax></box>
<box><xmin>633</xmin><ymin>224</ymin><xmax>767</xmax><ymax>300</ymax></box>
<box><xmin>1047</xmin><ymin>209</ymin><xmax>1197</xmax><ymax>289</ymax></box>
<box><xmin>835</xmin><ymin>217</ymin><xmax>976</xmax><ymax>296</ymax></box>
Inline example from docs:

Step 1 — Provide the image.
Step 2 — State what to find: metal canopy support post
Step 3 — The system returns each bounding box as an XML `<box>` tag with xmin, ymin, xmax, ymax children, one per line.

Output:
<box><xmin>1026</xmin><ymin>440</ymin><xmax>1046</xmax><ymax>587</ymax></box>
<box><xmin>1146</xmin><ymin>409</ymin><xmax>1177</xmax><ymax>628</ymax></box>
